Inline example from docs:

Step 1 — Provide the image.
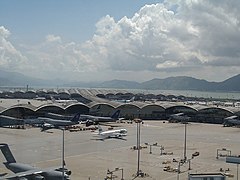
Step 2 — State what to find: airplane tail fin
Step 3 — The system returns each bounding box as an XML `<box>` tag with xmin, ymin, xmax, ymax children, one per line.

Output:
<box><xmin>111</xmin><ymin>110</ymin><xmax>120</xmax><ymax>120</ymax></box>
<box><xmin>130</xmin><ymin>96</ymin><xmax>135</xmax><ymax>102</ymax></box>
<box><xmin>50</xmin><ymin>96</ymin><xmax>56</xmax><ymax>103</ymax></box>
<box><xmin>98</xmin><ymin>125</ymin><xmax>103</xmax><ymax>134</ymax></box>
<box><xmin>70</xmin><ymin>113</ymin><xmax>81</xmax><ymax>122</ymax></box>
<box><xmin>0</xmin><ymin>143</ymin><xmax>16</xmax><ymax>163</ymax></box>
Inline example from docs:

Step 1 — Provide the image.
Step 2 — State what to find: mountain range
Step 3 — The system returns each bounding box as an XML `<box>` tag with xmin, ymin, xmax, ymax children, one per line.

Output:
<box><xmin>0</xmin><ymin>69</ymin><xmax>240</xmax><ymax>92</ymax></box>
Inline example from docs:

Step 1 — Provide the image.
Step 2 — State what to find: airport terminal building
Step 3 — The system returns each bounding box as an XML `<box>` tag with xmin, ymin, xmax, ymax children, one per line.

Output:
<box><xmin>0</xmin><ymin>88</ymin><xmax>239</xmax><ymax>125</ymax></box>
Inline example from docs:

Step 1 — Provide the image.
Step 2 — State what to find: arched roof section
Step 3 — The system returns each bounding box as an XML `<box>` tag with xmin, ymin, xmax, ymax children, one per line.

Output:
<box><xmin>58</xmin><ymin>89</ymin><xmax>70</xmax><ymax>99</ymax></box>
<box><xmin>196</xmin><ymin>107</ymin><xmax>234</xmax><ymax>124</ymax></box>
<box><xmin>116</xmin><ymin>104</ymin><xmax>141</xmax><ymax>120</ymax></box>
<box><xmin>156</xmin><ymin>94</ymin><xmax>167</xmax><ymax>100</ymax></box>
<box><xmin>177</xmin><ymin>95</ymin><xmax>186</xmax><ymax>101</ymax></box>
<box><xmin>117</xmin><ymin>103</ymin><xmax>141</xmax><ymax>109</ymax></box>
<box><xmin>36</xmin><ymin>89</ymin><xmax>47</xmax><ymax>97</ymax></box>
<box><xmin>23</xmin><ymin>91</ymin><xmax>36</xmax><ymax>99</ymax></box>
<box><xmin>90</xmin><ymin>103</ymin><xmax>115</xmax><ymax>109</ymax></box>
<box><xmin>47</xmin><ymin>89</ymin><xmax>58</xmax><ymax>95</ymax></box>
<box><xmin>13</xmin><ymin>91</ymin><xmax>24</xmax><ymax>98</ymax></box>
<box><xmin>35</xmin><ymin>104</ymin><xmax>65</xmax><ymax>115</ymax></box>
<box><xmin>116</xmin><ymin>92</ymin><xmax>124</xmax><ymax>96</ymax></box>
<box><xmin>58</xmin><ymin>89</ymin><xmax>70</xmax><ymax>95</ymax></box>
<box><xmin>141</xmin><ymin>104</ymin><xmax>165</xmax><ymax>111</ymax></box>
<box><xmin>68</xmin><ymin>89</ymin><xmax>79</xmax><ymax>95</ymax></box>
<box><xmin>65</xmin><ymin>103</ymin><xmax>90</xmax><ymax>114</ymax></box>
<box><xmin>14</xmin><ymin>90</ymin><xmax>24</xmax><ymax>93</ymax></box>
<box><xmin>36</xmin><ymin>89</ymin><xmax>47</xmax><ymax>93</ymax></box>
<box><xmin>26</xmin><ymin>90</ymin><xmax>36</xmax><ymax>93</ymax></box>
<box><xmin>117</xmin><ymin>104</ymin><xmax>140</xmax><ymax>110</ymax></box>
<box><xmin>130</xmin><ymin>101</ymin><xmax>152</xmax><ymax>108</ymax></box>
<box><xmin>145</xmin><ymin>93</ymin><xmax>156</xmax><ymax>99</ymax></box>
<box><xmin>1</xmin><ymin>106</ymin><xmax>35</xmax><ymax>118</ymax></box>
<box><xmin>69</xmin><ymin>89</ymin><xmax>82</xmax><ymax>98</ymax></box>
<box><xmin>106</xmin><ymin>93</ymin><xmax>114</xmax><ymax>97</ymax></box>
<box><xmin>166</xmin><ymin>94</ymin><xmax>177</xmax><ymax>100</ymax></box>
<box><xmin>198</xmin><ymin>107</ymin><xmax>233</xmax><ymax>115</ymax></box>
<box><xmin>89</xmin><ymin>103</ymin><xmax>115</xmax><ymax>116</ymax></box>
<box><xmin>140</xmin><ymin>104</ymin><xmax>166</xmax><ymax>120</ymax></box>
<box><xmin>96</xmin><ymin>94</ymin><xmax>105</xmax><ymax>98</ymax></box>
<box><xmin>165</xmin><ymin>105</ymin><xmax>198</xmax><ymax>115</ymax></box>
<box><xmin>11</xmin><ymin>104</ymin><xmax>37</xmax><ymax>111</ymax></box>
<box><xmin>125</xmin><ymin>92</ymin><xmax>134</xmax><ymax>96</ymax></box>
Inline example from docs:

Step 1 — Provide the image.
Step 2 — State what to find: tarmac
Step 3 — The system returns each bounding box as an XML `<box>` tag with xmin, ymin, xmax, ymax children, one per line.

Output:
<box><xmin>0</xmin><ymin>121</ymin><xmax>240</xmax><ymax>180</ymax></box>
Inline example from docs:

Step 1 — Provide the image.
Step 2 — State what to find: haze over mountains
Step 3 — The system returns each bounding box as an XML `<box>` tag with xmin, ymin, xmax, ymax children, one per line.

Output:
<box><xmin>0</xmin><ymin>69</ymin><xmax>240</xmax><ymax>92</ymax></box>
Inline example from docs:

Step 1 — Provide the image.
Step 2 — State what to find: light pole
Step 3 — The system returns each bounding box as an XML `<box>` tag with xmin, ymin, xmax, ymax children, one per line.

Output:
<box><xmin>135</xmin><ymin>119</ymin><xmax>142</xmax><ymax>176</ymax></box>
<box><xmin>184</xmin><ymin>123</ymin><xmax>187</xmax><ymax>161</ymax></box>
<box><xmin>61</xmin><ymin>127</ymin><xmax>65</xmax><ymax>180</ymax></box>
<box><xmin>237</xmin><ymin>164</ymin><xmax>239</xmax><ymax>180</ymax></box>
<box><xmin>137</xmin><ymin>121</ymin><xmax>140</xmax><ymax>176</ymax></box>
<box><xmin>183</xmin><ymin>121</ymin><xmax>187</xmax><ymax>162</ymax></box>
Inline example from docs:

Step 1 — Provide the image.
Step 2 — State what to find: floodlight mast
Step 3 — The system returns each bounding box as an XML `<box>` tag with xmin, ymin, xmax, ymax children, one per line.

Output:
<box><xmin>184</xmin><ymin>122</ymin><xmax>187</xmax><ymax>162</ymax></box>
<box><xmin>61</xmin><ymin>127</ymin><xmax>65</xmax><ymax>180</ymax></box>
<box><xmin>135</xmin><ymin>118</ymin><xmax>142</xmax><ymax>176</ymax></box>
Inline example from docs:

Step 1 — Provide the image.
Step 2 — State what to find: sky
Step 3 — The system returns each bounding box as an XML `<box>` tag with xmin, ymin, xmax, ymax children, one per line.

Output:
<box><xmin>0</xmin><ymin>0</ymin><xmax>240</xmax><ymax>83</ymax></box>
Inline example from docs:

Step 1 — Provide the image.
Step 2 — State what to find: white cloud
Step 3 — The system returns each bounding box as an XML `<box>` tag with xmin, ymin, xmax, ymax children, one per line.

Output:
<box><xmin>81</xmin><ymin>0</ymin><xmax>240</xmax><ymax>80</ymax></box>
<box><xmin>0</xmin><ymin>26</ymin><xmax>10</xmax><ymax>38</ymax></box>
<box><xmin>1</xmin><ymin>1</ymin><xmax>240</xmax><ymax>82</ymax></box>
<box><xmin>0</xmin><ymin>26</ymin><xmax>28</xmax><ymax>71</ymax></box>
<box><xmin>45</xmin><ymin>34</ymin><xmax>62</xmax><ymax>43</ymax></box>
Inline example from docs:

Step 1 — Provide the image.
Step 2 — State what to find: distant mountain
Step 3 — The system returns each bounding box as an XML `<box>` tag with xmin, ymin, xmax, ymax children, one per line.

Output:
<box><xmin>95</xmin><ymin>75</ymin><xmax>240</xmax><ymax>92</ymax></box>
<box><xmin>0</xmin><ymin>69</ymin><xmax>62</xmax><ymax>87</ymax></box>
<box><xmin>140</xmin><ymin>76</ymin><xmax>216</xmax><ymax>91</ymax></box>
<box><xmin>97</xmin><ymin>79</ymin><xmax>141</xmax><ymax>89</ymax></box>
<box><xmin>0</xmin><ymin>69</ymin><xmax>240</xmax><ymax>92</ymax></box>
<box><xmin>215</xmin><ymin>74</ymin><xmax>240</xmax><ymax>91</ymax></box>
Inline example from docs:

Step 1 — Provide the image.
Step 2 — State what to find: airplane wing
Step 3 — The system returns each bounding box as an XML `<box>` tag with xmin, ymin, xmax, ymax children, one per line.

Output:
<box><xmin>0</xmin><ymin>169</ymin><xmax>43</xmax><ymax>179</ymax></box>
<box><xmin>0</xmin><ymin>167</ymin><xmax>71</xmax><ymax>179</ymax></box>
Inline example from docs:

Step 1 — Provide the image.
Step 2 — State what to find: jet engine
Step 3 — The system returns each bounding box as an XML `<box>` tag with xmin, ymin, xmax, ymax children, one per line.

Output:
<box><xmin>34</xmin><ymin>175</ymin><xmax>45</xmax><ymax>179</ymax></box>
<box><xmin>85</xmin><ymin>120</ymin><xmax>99</xmax><ymax>127</ymax></box>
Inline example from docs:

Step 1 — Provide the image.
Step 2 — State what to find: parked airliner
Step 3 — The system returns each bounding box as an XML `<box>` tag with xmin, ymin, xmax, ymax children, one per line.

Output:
<box><xmin>168</xmin><ymin>112</ymin><xmax>190</xmax><ymax>123</ymax></box>
<box><xmin>93</xmin><ymin>125</ymin><xmax>127</xmax><ymax>140</ymax></box>
<box><xmin>81</xmin><ymin>110</ymin><xmax>121</xmax><ymax>126</ymax></box>
<box><xmin>0</xmin><ymin>143</ymin><xmax>71</xmax><ymax>180</ymax></box>
<box><xmin>40</xmin><ymin>113</ymin><xmax>80</xmax><ymax>131</ymax></box>
<box><xmin>223</xmin><ymin>115</ymin><xmax>240</xmax><ymax>127</ymax></box>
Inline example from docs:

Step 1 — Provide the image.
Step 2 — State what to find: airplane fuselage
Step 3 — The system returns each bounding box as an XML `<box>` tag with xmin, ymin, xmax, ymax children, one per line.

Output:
<box><xmin>4</xmin><ymin>162</ymin><xmax>36</xmax><ymax>173</ymax></box>
<box><xmin>80</xmin><ymin>115</ymin><xmax>114</xmax><ymax>122</ymax></box>
<box><xmin>99</xmin><ymin>129</ymin><xmax>127</xmax><ymax>138</ymax></box>
<box><xmin>4</xmin><ymin>163</ymin><xmax>70</xmax><ymax>180</ymax></box>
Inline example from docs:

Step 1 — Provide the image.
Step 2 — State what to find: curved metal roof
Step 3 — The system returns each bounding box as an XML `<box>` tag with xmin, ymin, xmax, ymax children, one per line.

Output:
<box><xmin>58</xmin><ymin>89</ymin><xmax>70</xmax><ymax>95</ymax></box>
<box><xmin>89</xmin><ymin>102</ymin><xmax>115</xmax><ymax>109</ymax></box>
<box><xmin>141</xmin><ymin>104</ymin><xmax>165</xmax><ymax>110</ymax></box>
<box><xmin>198</xmin><ymin>106</ymin><xmax>234</xmax><ymax>114</ymax></box>
<box><xmin>64</xmin><ymin>102</ymin><xmax>89</xmax><ymax>109</ymax></box>
<box><xmin>35</xmin><ymin>103</ymin><xmax>65</xmax><ymax>112</ymax></box>
<box><xmin>116</xmin><ymin>103</ymin><xmax>141</xmax><ymax>109</ymax></box>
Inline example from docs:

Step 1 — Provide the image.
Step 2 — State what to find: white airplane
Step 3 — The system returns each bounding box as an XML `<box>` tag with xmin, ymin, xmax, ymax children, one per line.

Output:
<box><xmin>114</xmin><ymin>96</ymin><xmax>135</xmax><ymax>103</ymax></box>
<box><xmin>0</xmin><ymin>143</ymin><xmax>71</xmax><ymax>180</ymax></box>
<box><xmin>223</xmin><ymin>115</ymin><xmax>240</xmax><ymax>127</ymax></box>
<box><xmin>93</xmin><ymin>125</ymin><xmax>127</xmax><ymax>140</ymax></box>
<box><xmin>168</xmin><ymin>113</ymin><xmax>190</xmax><ymax>123</ymax></box>
<box><xmin>51</xmin><ymin>96</ymin><xmax>78</xmax><ymax>104</ymax></box>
